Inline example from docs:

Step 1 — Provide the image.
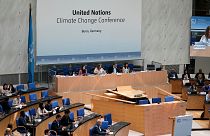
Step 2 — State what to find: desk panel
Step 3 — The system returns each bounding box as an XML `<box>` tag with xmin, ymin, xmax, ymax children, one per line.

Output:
<box><xmin>186</xmin><ymin>95</ymin><xmax>205</xmax><ymax>110</ymax></box>
<box><xmin>56</xmin><ymin>71</ymin><xmax>168</xmax><ymax>92</ymax></box>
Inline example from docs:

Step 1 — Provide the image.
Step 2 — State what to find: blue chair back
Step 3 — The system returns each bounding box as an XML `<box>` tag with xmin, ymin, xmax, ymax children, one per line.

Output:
<box><xmin>8</xmin><ymin>99</ymin><xmax>13</xmax><ymax>107</ymax></box>
<box><xmin>62</xmin><ymin>98</ymin><xmax>70</xmax><ymax>106</ymax></box>
<box><xmin>48</xmin><ymin>122</ymin><xmax>52</xmax><ymax>129</ymax></box>
<box><xmin>29</xmin><ymin>108</ymin><xmax>36</xmax><ymax>116</ymax></box>
<box><xmin>41</xmin><ymin>90</ymin><xmax>49</xmax><ymax>98</ymax></box>
<box><xmin>101</xmin><ymin>121</ymin><xmax>109</xmax><ymax>129</ymax></box>
<box><xmin>77</xmin><ymin>108</ymin><xmax>85</xmax><ymax>117</ymax></box>
<box><xmin>69</xmin><ymin>112</ymin><xmax>74</xmax><ymax>121</ymax></box>
<box><xmin>165</xmin><ymin>96</ymin><xmax>174</xmax><ymax>102</ymax></box>
<box><xmin>0</xmin><ymin>104</ymin><xmax>4</xmax><ymax>112</ymax></box>
<box><xmin>16</xmin><ymin>84</ymin><xmax>24</xmax><ymax>91</ymax></box>
<box><xmin>20</xmin><ymin>96</ymin><xmax>26</xmax><ymax>103</ymax></box>
<box><xmin>28</xmin><ymin>83</ymin><xmax>36</xmax><ymax>90</ymax></box>
<box><xmin>104</xmin><ymin>113</ymin><xmax>112</xmax><ymax>125</ymax></box>
<box><xmin>138</xmin><ymin>99</ymin><xmax>149</xmax><ymax>105</ymax></box>
<box><xmin>128</xmin><ymin>64</ymin><xmax>134</xmax><ymax>71</ymax></box>
<box><xmin>29</xmin><ymin>93</ymin><xmax>37</xmax><ymax>102</ymax></box>
<box><xmin>25</xmin><ymin>111</ymin><xmax>30</xmax><ymax>118</ymax></box>
<box><xmin>152</xmin><ymin>97</ymin><xmax>161</xmax><ymax>103</ymax></box>
<box><xmin>52</xmin><ymin>100</ymin><xmax>59</xmax><ymax>108</ymax></box>
<box><xmin>89</xmin><ymin>126</ymin><xmax>94</xmax><ymax>136</ymax></box>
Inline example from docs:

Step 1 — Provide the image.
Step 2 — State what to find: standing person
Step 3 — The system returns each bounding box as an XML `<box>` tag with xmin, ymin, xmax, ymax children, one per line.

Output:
<box><xmin>78</xmin><ymin>65</ymin><xmax>87</xmax><ymax>76</ymax></box>
<box><xmin>195</xmin><ymin>69</ymin><xmax>205</xmax><ymax>86</ymax></box>
<box><xmin>200</xmin><ymin>26</ymin><xmax>210</xmax><ymax>45</ymax></box>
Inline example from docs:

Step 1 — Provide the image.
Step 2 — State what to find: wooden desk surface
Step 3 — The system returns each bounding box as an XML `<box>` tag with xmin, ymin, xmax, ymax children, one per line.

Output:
<box><xmin>107</xmin><ymin>89</ymin><xmax>147</xmax><ymax>99</ymax></box>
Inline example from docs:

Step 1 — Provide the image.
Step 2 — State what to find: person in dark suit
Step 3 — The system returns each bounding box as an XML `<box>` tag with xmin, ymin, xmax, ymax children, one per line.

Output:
<box><xmin>92</xmin><ymin>119</ymin><xmax>108</xmax><ymax>136</ymax></box>
<box><xmin>168</xmin><ymin>69</ymin><xmax>178</xmax><ymax>79</ymax></box>
<box><xmin>17</xmin><ymin>111</ymin><xmax>30</xmax><ymax>134</ymax></box>
<box><xmin>108</xmin><ymin>64</ymin><xmax>120</xmax><ymax>74</ymax></box>
<box><xmin>60</xmin><ymin>109</ymin><xmax>74</xmax><ymax>129</ymax></box>
<box><xmin>51</xmin><ymin>114</ymin><xmax>63</xmax><ymax>135</ymax></box>
<box><xmin>195</xmin><ymin>69</ymin><xmax>205</xmax><ymax>86</ymax></box>
<box><xmin>45</xmin><ymin>100</ymin><xmax>53</xmax><ymax>112</ymax></box>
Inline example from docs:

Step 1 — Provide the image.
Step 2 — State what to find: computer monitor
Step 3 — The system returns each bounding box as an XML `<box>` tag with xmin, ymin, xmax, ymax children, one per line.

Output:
<box><xmin>147</xmin><ymin>64</ymin><xmax>155</xmax><ymax>70</ymax></box>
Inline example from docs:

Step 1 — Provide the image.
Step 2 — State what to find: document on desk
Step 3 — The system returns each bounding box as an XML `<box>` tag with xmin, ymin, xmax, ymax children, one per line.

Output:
<box><xmin>173</xmin><ymin>115</ymin><xmax>192</xmax><ymax>136</ymax></box>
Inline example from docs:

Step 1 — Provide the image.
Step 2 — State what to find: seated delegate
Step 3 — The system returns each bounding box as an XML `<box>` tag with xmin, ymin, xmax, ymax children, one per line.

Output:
<box><xmin>94</xmin><ymin>64</ymin><xmax>106</xmax><ymax>75</ymax></box>
<box><xmin>182</xmin><ymin>69</ymin><xmax>191</xmax><ymax>85</ymax></box>
<box><xmin>168</xmin><ymin>69</ymin><xmax>178</xmax><ymax>79</ymax></box>
<box><xmin>122</xmin><ymin>63</ymin><xmax>130</xmax><ymax>73</ymax></box>
<box><xmin>60</xmin><ymin>109</ymin><xmax>74</xmax><ymax>129</ymax></box>
<box><xmin>206</xmin><ymin>91</ymin><xmax>210</xmax><ymax>102</ymax></box>
<box><xmin>51</xmin><ymin>114</ymin><xmax>64</xmax><ymax>135</ymax></box>
<box><xmin>195</xmin><ymin>69</ymin><xmax>205</xmax><ymax>86</ymax></box>
<box><xmin>78</xmin><ymin>65</ymin><xmax>87</xmax><ymax>76</ymax></box>
<box><xmin>107</xmin><ymin>64</ymin><xmax>120</xmax><ymax>74</ymax></box>
<box><xmin>37</xmin><ymin>103</ymin><xmax>49</xmax><ymax>118</ymax></box>
<box><xmin>202</xmin><ymin>82</ymin><xmax>210</xmax><ymax>93</ymax></box>
<box><xmin>17</xmin><ymin>111</ymin><xmax>30</xmax><ymax>134</ymax></box>
<box><xmin>199</xmin><ymin>26</ymin><xmax>210</xmax><ymax>45</ymax></box>
<box><xmin>187</xmin><ymin>83</ymin><xmax>197</xmax><ymax>94</ymax></box>
<box><xmin>92</xmin><ymin>119</ymin><xmax>109</xmax><ymax>135</ymax></box>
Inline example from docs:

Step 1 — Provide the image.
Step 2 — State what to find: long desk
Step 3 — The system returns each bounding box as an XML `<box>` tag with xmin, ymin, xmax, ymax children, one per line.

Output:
<box><xmin>108</xmin><ymin>122</ymin><xmax>130</xmax><ymax>136</ymax></box>
<box><xmin>56</xmin><ymin>71</ymin><xmax>168</xmax><ymax>92</ymax></box>
<box><xmin>28</xmin><ymin>103</ymin><xmax>84</xmax><ymax>136</ymax></box>
<box><xmin>70</xmin><ymin>113</ymin><xmax>101</xmax><ymax>136</ymax></box>
<box><xmin>186</xmin><ymin>94</ymin><xmax>206</xmax><ymax>110</ymax></box>
<box><xmin>0</xmin><ymin>95</ymin><xmax>62</xmax><ymax>136</ymax></box>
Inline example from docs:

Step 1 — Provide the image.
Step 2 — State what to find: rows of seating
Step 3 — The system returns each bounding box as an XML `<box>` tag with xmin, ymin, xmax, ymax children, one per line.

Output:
<box><xmin>138</xmin><ymin>96</ymin><xmax>175</xmax><ymax>105</ymax></box>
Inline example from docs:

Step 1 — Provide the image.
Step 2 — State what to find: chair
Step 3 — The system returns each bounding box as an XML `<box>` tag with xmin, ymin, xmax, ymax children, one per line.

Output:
<box><xmin>165</xmin><ymin>96</ymin><xmax>174</xmax><ymax>102</ymax></box>
<box><xmin>48</xmin><ymin>122</ymin><xmax>52</xmax><ymax>129</ymax></box>
<box><xmin>0</xmin><ymin>104</ymin><xmax>4</xmax><ymax>113</ymax></box>
<box><xmin>41</xmin><ymin>90</ymin><xmax>49</xmax><ymax>98</ymax></box>
<box><xmin>16</xmin><ymin>84</ymin><xmax>24</xmax><ymax>91</ymax></box>
<box><xmin>28</xmin><ymin>83</ymin><xmax>36</xmax><ymax>90</ymax></box>
<box><xmin>138</xmin><ymin>99</ymin><xmax>149</xmax><ymax>105</ymax></box>
<box><xmin>8</xmin><ymin>99</ymin><xmax>13</xmax><ymax>107</ymax></box>
<box><xmin>104</xmin><ymin>113</ymin><xmax>112</xmax><ymax>126</ymax></box>
<box><xmin>152</xmin><ymin>97</ymin><xmax>161</xmax><ymax>103</ymax></box>
<box><xmin>16</xmin><ymin>118</ymin><xmax>27</xmax><ymax>134</ymax></box>
<box><xmin>25</xmin><ymin>111</ymin><xmax>30</xmax><ymax>118</ymax></box>
<box><xmin>101</xmin><ymin>121</ymin><xmax>109</xmax><ymax>129</ymax></box>
<box><xmin>29</xmin><ymin>108</ymin><xmax>36</xmax><ymax>117</ymax></box>
<box><xmin>62</xmin><ymin>98</ymin><xmax>70</xmax><ymax>106</ymax></box>
<box><xmin>69</xmin><ymin>112</ymin><xmax>74</xmax><ymax>121</ymax></box>
<box><xmin>77</xmin><ymin>108</ymin><xmax>85</xmax><ymax>117</ymax></box>
<box><xmin>20</xmin><ymin>96</ymin><xmax>26</xmax><ymax>103</ymax></box>
<box><xmin>29</xmin><ymin>93</ymin><xmax>37</xmax><ymax>102</ymax></box>
<box><xmin>128</xmin><ymin>64</ymin><xmax>134</xmax><ymax>71</ymax></box>
<box><xmin>52</xmin><ymin>100</ymin><xmax>59</xmax><ymax>109</ymax></box>
<box><xmin>89</xmin><ymin>126</ymin><xmax>94</xmax><ymax>136</ymax></box>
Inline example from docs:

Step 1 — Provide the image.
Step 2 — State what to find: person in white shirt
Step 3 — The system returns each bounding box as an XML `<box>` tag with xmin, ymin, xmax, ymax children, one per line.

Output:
<box><xmin>122</xmin><ymin>63</ymin><xmax>130</xmax><ymax>73</ymax></box>
<box><xmin>12</xmin><ymin>94</ymin><xmax>21</xmax><ymax>106</ymax></box>
<box><xmin>206</xmin><ymin>91</ymin><xmax>210</xmax><ymax>102</ymax></box>
<box><xmin>94</xmin><ymin>64</ymin><xmax>106</xmax><ymax>75</ymax></box>
<box><xmin>200</xmin><ymin>26</ymin><xmax>210</xmax><ymax>45</ymax></box>
<box><xmin>37</xmin><ymin>103</ymin><xmax>48</xmax><ymax>118</ymax></box>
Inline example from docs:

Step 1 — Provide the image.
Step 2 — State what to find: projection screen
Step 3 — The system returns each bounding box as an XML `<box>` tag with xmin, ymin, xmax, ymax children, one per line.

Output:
<box><xmin>36</xmin><ymin>0</ymin><xmax>141</xmax><ymax>64</ymax></box>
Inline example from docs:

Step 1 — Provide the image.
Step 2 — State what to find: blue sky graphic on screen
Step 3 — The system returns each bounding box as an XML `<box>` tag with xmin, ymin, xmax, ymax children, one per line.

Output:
<box><xmin>36</xmin><ymin>0</ymin><xmax>141</xmax><ymax>64</ymax></box>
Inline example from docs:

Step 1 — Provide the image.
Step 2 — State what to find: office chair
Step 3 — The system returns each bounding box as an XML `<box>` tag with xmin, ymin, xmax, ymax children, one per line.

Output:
<box><xmin>101</xmin><ymin>121</ymin><xmax>109</xmax><ymax>129</ymax></box>
<box><xmin>165</xmin><ymin>96</ymin><xmax>174</xmax><ymax>102</ymax></box>
<box><xmin>138</xmin><ymin>99</ymin><xmax>149</xmax><ymax>105</ymax></box>
<box><xmin>29</xmin><ymin>108</ymin><xmax>36</xmax><ymax>117</ymax></box>
<box><xmin>69</xmin><ymin>112</ymin><xmax>74</xmax><ymax>121</ymax></box>
<box><xmin>104</xmin><ymin>113</ymin><xmax>112</xmax><ymax>126</ymax></box>
<box><xmin>29</xmin><ymin>93</ymin><xmax>38</xmax><ymax>102</ymax></box>
<box><xmin>8</xmin><ymin>99</ymin><xmax>13</xmax><ymax>108</ymax></box>
<box><xmin>20</xmin><ymin>95</ymin><xmax>26</xmax><ymax>103</ymax></box>
<box><xmin>48</xmin><ymin>122</ymin><xmax>52</xmax><ymax>129</ymax></box>
<box><xmin>16</xmin><ymin>84</ymin><xmax>24</xmax><ymax>91</ymax></box>
<box><xmin>52</xmin><ymin>100</ymin><xmax>59</xmax><ymax>109</ymax></box>
<box><xmin>28</xmin><ymin>83</ymin><xmax>36</xmax><ymax>90</ymax></box>
<box><xmin>152</xmin><ymin>97</ymin><xmax>161</xmax><ymax>103</ymax></box>
<box><xmin>41</xmin><ymin>90</ymin><xmax>49</xmax><ymax>98</ymax></box>
<box><xmin>62</xmin><ymin>98</ymin><xmax>70</xmax><ymax>106</ymax></box>
<box><xmin>77</xmin><ymin>108</ymin><xmax>85</xmax><ymax>117</ymax></box>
